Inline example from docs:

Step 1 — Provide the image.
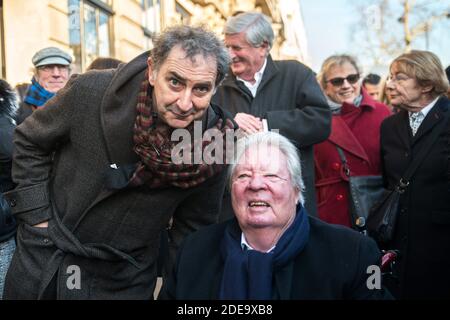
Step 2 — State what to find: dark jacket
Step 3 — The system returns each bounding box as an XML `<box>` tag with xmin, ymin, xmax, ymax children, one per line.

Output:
<box><xmin>314</xmin><ymin>90</ymin><xmax>391</xmax><ymax>227</ymax></box>
<box><xmin>0</xmin><ymin>80</ymin><xmax>17</xmax><ymax>242</ymax></box>
<box><xmin>380</xmin><ymin>95</ymin><xmax>450</xmax><ymax>299</ymax></box>
<box><xmin>212</xmin><ymin>55</ymin><xmax>331</xmax><ymax>218</ymax></box>
<box><xmin>15</xmin><ymin>101</ymin><xmax>34</xmax><ymax>125</ymax></box>
<box><xmin>2</xmin><ymin>52</ymin><xmax>232</xmax><ymax>299</ymax></box>
<box><xmin>160</xmin><ymin>217</ymin><xmax>392</xmax><ymax>300</ymax></box>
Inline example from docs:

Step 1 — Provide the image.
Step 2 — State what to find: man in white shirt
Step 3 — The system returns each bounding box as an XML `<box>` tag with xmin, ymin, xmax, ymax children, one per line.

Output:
<box><xmin>213</xmin><ymin>12</ymin><xmax>331</xmax><ymax>219</ymax></box>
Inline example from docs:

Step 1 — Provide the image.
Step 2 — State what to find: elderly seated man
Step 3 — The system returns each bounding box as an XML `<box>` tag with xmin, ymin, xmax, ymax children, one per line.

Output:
<box><xmin>159</xmin><ymin>131</ymin><xmax>392</xmax><ymax>300</ymax></box>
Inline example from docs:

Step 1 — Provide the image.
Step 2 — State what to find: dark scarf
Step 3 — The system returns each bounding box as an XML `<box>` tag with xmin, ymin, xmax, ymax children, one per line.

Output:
<box><xmin>24</xmin><ymin>77</ymin><xmax>55</xmax><ymax>107</ymax></box>
<box><xmin>219</xmin><ymin>204</ymin><xmax>310</xmax><ymax>300</ymax></box>
<box><xmin>128</xmin><ymin>73</ymin><xmax>236</xmax><ymax>189</ymax></box>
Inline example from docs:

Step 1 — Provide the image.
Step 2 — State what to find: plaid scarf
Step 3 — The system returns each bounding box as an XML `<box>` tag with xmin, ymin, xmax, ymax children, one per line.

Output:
<box><xmin>129</xmin><ymin>73</ymin><xmax>236</xmax><ymax>189</ymax></box>
<box><xmin>24</xmin><ymin>77</ymin><xmax>55</xmax><ymax>107</ymax></box>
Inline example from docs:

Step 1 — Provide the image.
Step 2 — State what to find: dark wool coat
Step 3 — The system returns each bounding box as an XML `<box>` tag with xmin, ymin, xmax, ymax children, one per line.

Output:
<box><xmin>159</xmin><ymin>217</ymin><xmax>392</xmax><ymax>300</ymax></box>
<box><xmin>380</xmin><ymin>96</ymin><xmax>450</xmax><ymax>299</ymax></box>
<box><xmin>212</xmin><ymin>55</ymin><xmax>331</xmax><ymax>218</ymax></box>
<box><xmin>16</xmin><ymin>101</ymin><xmax>34</xmax><ymax>125</ymax></box>
<box><xmin>314</xmin><ymin>90</ymin><xmax>391</xmax><ymax>227</ymax></box>
<box><xmin>0</xmin><ymin>81</ymin><xmax>17</xmax><ymax>241</ymax></box>
<box><xmin>3</xmin><ymin>52</ymin><xmax>231</xmax><ymax>299</ymax></box>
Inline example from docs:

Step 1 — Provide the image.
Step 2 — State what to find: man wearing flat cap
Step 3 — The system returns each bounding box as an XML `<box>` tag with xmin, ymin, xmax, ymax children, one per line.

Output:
<box><xmin>16</xmin><ymin>47</ymin><xmax>72</xmax><ymax>124</ymax></box>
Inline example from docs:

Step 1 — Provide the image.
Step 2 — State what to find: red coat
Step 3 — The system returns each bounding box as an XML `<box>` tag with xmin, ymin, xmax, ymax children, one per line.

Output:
<box><xmin>314</xmin><ymin>90</ymin><xmax>391</xmax><ymax>227</ymax></box>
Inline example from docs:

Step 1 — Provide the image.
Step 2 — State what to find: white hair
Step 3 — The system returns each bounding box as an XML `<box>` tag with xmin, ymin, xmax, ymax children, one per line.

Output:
<box><xmin>228</xmin><ymin>132</ymin><xmax>305</xmax><ymax>205</ymax></box>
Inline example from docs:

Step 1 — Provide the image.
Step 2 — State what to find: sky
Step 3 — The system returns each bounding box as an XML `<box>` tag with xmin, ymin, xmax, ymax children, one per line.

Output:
<box><xmin>300</xmin><ymin>0</ymin><xmax>450</xmax><ymax>75</ymax></box>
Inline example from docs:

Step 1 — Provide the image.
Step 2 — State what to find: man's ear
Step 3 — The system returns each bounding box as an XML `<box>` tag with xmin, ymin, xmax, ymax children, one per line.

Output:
<box><xmin>147</xmin><ymin>57</ymin><xmax>156</xmax><ymax>85</ymax></box>
<box><xmin>260</xmin><ymin>41</ymin><xmax>270</xmax><ymax>57</ymax></box>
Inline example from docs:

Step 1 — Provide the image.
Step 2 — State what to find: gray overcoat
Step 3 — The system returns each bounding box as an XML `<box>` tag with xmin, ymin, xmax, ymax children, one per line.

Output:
<box><xmin>3</xmin><ymin>52</ymin><xmax>229</xmax><ymax>299</ymax></box>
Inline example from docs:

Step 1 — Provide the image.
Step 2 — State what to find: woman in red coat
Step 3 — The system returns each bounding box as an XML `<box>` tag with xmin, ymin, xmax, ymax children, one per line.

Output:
<box><xmin>314</xmin><ymin>55</ymin><xmax>391</xmax><ymax>228</ymax></box>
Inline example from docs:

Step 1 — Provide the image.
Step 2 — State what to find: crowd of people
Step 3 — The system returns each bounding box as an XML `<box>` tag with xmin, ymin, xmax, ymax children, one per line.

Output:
<box><xmin>0</xmin><ymin>11</ymin><xmax>449</xmax><ymax>300</ymax></box>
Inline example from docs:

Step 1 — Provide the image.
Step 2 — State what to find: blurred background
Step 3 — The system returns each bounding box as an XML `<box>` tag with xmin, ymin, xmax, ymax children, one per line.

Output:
<box><xmin>0</xmin><ymin>0</ymin><xmax>448</xmax><ymax>87</ymax></box>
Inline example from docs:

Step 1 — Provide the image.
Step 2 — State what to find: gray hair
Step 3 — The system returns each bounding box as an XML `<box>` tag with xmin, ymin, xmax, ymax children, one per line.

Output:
<box><xmin>317</xmin><ymin>54</ymin><xmax>361</xmax><ymax>89</ymax></box>
<box><xmin>225</xmin><ymin>12</ymin><xmax>274</xmax><ymax>52</ymax></box>
<box><xmin>151</xmin><ymin>25</ymin><xmax>230</xmax><ymax>86</ymax></box>
<box><xmin>228</xmin><ymin>132</ymin><xmax>305</xmax><ymax>205</ymax></box>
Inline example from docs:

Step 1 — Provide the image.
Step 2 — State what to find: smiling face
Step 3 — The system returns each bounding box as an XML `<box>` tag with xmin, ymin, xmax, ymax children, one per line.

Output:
<box><xmin>224</xmin><ymin>32</ymin><xmax>267</xmax><ymax>82</ymax></box>
<box><xmin>324</xmin><ymin>62</ymin><xmax>361</xmax><ymax>105</ymax></box>
<box><xmin>36</xmin><ymin>64</ymin><xmax>70</xmax><ymax>93</ymax></box>
<box><xmin>148</xmin><ymin>45</ymin><xmax>218</xmax><ymax>128</ymax></box>
<box><xmin>231</xmin><ymin>144</ymin><xmax>299</xmax><ymax>234</ymax></box>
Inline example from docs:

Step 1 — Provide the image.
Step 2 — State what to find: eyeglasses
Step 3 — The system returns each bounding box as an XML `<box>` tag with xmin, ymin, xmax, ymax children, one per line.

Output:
<box><xmin>387</xmin><ymin>74</ymin><xmax>411</xmax><ymax>84</ymax></box>
<box><xmin>38</xmin><ymin>65</ymin><xmax>70</xmax><ymax>73</ymax></box>
<box><xmin>326</xmin><ymin>74</ymin><xmax>360</xmax><ymax>87</ymax></box>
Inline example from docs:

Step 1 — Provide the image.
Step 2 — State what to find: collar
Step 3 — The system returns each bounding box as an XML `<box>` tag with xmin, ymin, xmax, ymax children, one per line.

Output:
<box><xmin>240</xmin><ymin>232</ymin><xmax>275</xmax><ymax>253</ymax></box>
<box><xmin>408</xmin><ymin>96</ymin><xmax>440</xmax><ymax>118</ymax></box>
<box><xmin>236</xmin><ymin>58</ymin><xmax>268</xmax><ymax>97</ymax></box>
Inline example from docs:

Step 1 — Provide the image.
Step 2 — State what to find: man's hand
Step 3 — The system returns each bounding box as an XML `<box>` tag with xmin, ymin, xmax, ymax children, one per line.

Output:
<box><xmin>234</xmin><ymin>113</ymin><xmax>263</xmax><ymax>134</ymax></box>
<box><xmin>33</xmin><ymin>221</ymin><xmax>49</xmax><ymax>228</ymax></box>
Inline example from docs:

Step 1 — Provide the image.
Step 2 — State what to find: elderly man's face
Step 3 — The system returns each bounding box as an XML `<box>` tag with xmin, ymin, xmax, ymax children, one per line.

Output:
<box><xmin>148</xmin><ymin>46</ymin><xmax>217</xmax><ymax>129</ymax></box>
<box><xmin>231</xmin><ymin>144</ymin><xmax>299</xmax><ymax>233</ymax></box>
<box><xmin>225</xmin><ymin>32</ymin><xmax>267</xmax><ymax>82</ymax></box>
<box><xmin>36</xmin><ymin>64</ymin><xmax>70</xmax><ymax>93</ymax></box>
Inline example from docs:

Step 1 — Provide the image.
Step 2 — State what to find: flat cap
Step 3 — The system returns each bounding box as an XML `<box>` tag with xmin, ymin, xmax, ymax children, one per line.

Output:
<box><xmin>32</xmin><ymin>47</ymin><xmax>72</xmax><ymax>67</ymax></box>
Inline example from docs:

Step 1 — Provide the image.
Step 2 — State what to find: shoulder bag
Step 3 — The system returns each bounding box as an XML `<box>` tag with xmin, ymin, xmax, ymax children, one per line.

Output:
<box><xmin>367</xmin><ymin>114</ymin><xmax>449</xmax><ymax>244</ymax></box>
<box><xmin>335</xmin><ymin>146</ymin><xmax>384</xmax><ymax>231</ymax></box>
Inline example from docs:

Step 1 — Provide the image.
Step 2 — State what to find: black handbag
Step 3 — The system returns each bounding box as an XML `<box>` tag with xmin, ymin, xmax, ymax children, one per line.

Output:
<box><xmin>367</xmin><ymin>114</ymin><xmax>449</xmax><ymax>244</ymax></box>
<box><xmin>366</xmin><ymin>181</ymin><xmax>406</xmax><ymax>244</ymax></box>
<box><xmin>336</xmin><ymin>147</ymin><xmax>384</xmax><ymax>230</ymax></box>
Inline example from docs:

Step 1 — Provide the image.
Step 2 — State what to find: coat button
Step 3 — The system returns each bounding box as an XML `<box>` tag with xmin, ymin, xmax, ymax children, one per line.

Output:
<box><xmin>332</xmin><ymin>163</ymin><xmax>340</xmax><ymax>171</ymax></box>
<box><xmin>9</xmin><ymin>199</ymin><xmax>16</xmax><ymax>207</ymax></box>
<box><xmin>336</xmin><ymin>194</ymin><xmax>344</xmax><ymax>201</ymax></box>
<box><xmin>43</xmin><ymin>238</ymin><xmax>50</xmax><ymax>244</ymax></box>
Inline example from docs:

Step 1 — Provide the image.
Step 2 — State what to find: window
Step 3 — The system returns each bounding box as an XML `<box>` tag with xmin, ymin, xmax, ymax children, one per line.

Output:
<box><xmin>68</xmin><ymin>0</ymin><xmax>113</xmax><ymax>72</ymax></box>
<box><xmin>142</xmin><ymin>0</ymin><xmax>161</xmax><ymax>50</ymax></box>
<box><xmin>176</xmin><ymin>2</ymin><xmax>191</xmax><ymax>25</ymax></box>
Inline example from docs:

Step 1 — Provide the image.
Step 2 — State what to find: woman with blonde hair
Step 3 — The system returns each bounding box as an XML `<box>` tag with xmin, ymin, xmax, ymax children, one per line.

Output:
<box><xmin>314</xmin><ymin>55</ymin><xmax>391</xmax><ymax>228</ymax></box>
<box><xmin>379</xmin><ymin>50</ymin><xmax>450</xmax><ymax>299</ymax></box>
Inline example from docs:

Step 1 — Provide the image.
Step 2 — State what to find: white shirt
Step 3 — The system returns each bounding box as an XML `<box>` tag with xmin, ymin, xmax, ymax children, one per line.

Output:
<box><xmin>408</xmin><ymin>96</ymin><xmax>439</xmax><ymax>119</ymax></box>
<box><xmin>236</xmin><ymin>58</ymin><xmax>267</xmax><ymax>98</ymax></box>
<box><xmin>241</xmin><ymin>233</ymin><xmax>275</xmax><ymax>253</ymax></box>
<box><xmin>236</xmin><ymin>59</ymin><xmax>269</xmax><ymax>131</ymax></box>
<box><xmin>408</xmin><ymin>97</ymin><xmax>439</xmax><ymax>135</ymax></box>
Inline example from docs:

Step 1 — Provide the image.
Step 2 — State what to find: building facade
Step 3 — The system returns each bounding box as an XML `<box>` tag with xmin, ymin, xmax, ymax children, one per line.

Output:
<box><xmin>0</xmin><ymin>0</ymin><xmax>309</xmax><ymax>86</ymax></box>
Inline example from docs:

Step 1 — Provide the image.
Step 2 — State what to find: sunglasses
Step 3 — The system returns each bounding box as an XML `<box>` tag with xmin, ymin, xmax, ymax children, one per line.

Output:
<box><xmin>326</xmin><ymin>74</ymin><xmax>360</xmax><ymax>87</ymax></box>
